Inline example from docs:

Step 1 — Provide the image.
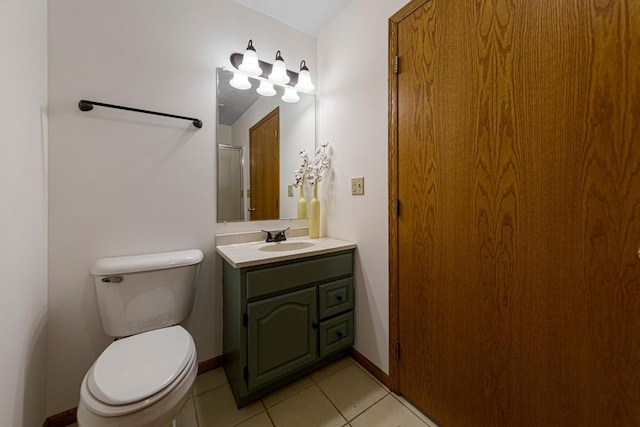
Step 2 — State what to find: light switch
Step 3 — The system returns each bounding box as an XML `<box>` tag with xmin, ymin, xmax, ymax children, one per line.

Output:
<box><xmin>351</xmin><ymin>177</ymin><xmax>364</xmax><ymax>195</ymax></box>
<box><xmin>288</xmin><ymin>185</ymin><xmax>294</xmax><ymax>197</ymax></box>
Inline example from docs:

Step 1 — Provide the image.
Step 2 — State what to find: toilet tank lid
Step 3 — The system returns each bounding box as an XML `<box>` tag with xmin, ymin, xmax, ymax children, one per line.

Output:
<box><xmin>91</xmin><ymin>249</ymin><xmax>204</xmax><ymax>275</ymax></box>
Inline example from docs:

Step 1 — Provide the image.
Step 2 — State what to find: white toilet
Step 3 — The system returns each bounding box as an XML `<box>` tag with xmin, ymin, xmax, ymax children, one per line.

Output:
<box><xmin>77</xmin><ymin>249</ymin><xmax>204</xmax><ymax>426</ymax></box>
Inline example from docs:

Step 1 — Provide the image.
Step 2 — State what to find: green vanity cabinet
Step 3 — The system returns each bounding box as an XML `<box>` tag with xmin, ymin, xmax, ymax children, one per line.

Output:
<box><xmin>222</xmin><ymin>249</ymin><xmax>355</xmax><ymax>407</ymax></box>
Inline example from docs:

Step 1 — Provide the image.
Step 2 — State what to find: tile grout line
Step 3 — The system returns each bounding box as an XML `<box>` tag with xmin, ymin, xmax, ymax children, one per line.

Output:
<box><xmin>190</xmin><ymin>387</ymin><xmax>202</xmax><ymax>427</ymax></box>
<box><xmin>262</xmin><ymin>376</ymin><xmax>316</xmax><ymax>409</ymax></box>
<box><xmin>312</xmin><ymin>364</ymin><xmax>390</xmax><ymax>424</ymax></box>
<box><xmin>229</xmin><ymin>406</ymin><xmax>270</xmax><ymax>427</ymax></box>
<box><xmin>350</xmin><ymin>361</ymin><xmax>390</xmax><ymax>393</ymax></box>
<box><xmin>263</xmin><ymin>405</ymin><xmax>277</xmax><ymax>427</ymax></box>
<box><xmin>196</xmin><ymin>358</ymin><xmax>394</xmax><ymax>427</ymax></box>
<box><xmin>308</xmin><ymin>359</ymin><xmax>353</xmax><ymax>386</ymax></box>
<box><xmin>344</xmin><ymin>391</ymin><xmax>390</xmax><ymax>424</ymax></box>
<box><xmin>308</xmin><ymin>359</ymin><xmax>355</xmax><ymax>423</ymax></box>
<box><xmin>388</xmin><ymin>393</ymin><xmax>438</xmax><ymax>427</ymax></box>
<box><xmin>191</xmin><ymin>396</ymin><xmax>201</xmax><ymax>427</ymax></box>
<box><xmin>313</xmin><ymin>383</ymin><xmax>351</xmax><ymax>425</ymax></box>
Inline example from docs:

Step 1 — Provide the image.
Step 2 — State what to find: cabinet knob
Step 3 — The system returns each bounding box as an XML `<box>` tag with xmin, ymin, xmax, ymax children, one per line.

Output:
<box><xmin>312</xmin><ymin>323</ymin><xmax>319</xmax><ymax>329</ymax></box>
<box><xmin>336</xmin><ymin>331</ymin><xmax>344</xmax><ymax>338</ymax></box>
<box><xmin>336</xmin><ymin>295</ymin><xmax>343</xmax><ymax>302</ymax></box>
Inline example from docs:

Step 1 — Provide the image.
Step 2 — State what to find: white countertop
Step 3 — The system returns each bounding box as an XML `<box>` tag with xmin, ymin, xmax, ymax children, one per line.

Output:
<box><xmin>215</xmin><ymin>235</ymin><xmax>357</xmax><ymax>268</ymax></box>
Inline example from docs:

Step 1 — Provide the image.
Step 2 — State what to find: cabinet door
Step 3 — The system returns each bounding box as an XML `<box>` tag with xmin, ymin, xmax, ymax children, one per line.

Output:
<box><xmin>247</xmin><ymin>287</ymin><xmax>318</xmax><ymax>390</ymax></box>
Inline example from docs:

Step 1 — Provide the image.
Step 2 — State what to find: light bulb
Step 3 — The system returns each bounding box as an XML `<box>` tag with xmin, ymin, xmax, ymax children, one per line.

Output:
<box><xmin>257</xmin><ymin>80</ymin><xmax>276</xmax><ymax>97</ymax></box>
<box><xmin>282</xmin><ymin>87</ymin><xmax>300</xmax><ymax>103</ymax></box>
<box><xmin>238</xmin><ymin>40</ymin><xmax>262</xmax><ymax>77</ymax></box>
<box><xmin>295</xmin><ymin>60</ymin><xmax>315</xmax><ymax>93</ymax></box>
<box><xmin>268</xmin><ymin>51</ymin><xmax>290</xmax><ymax>85</ymax></box>
<box><xmin>229</xmin><ymin>72</ymin><xmax>251</xmax><ymax>90</ymax></box>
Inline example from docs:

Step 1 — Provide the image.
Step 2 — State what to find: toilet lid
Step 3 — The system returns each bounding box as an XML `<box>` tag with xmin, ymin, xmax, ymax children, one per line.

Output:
<box><xmin>88</xmin><ymin>326</ymin><xmax>194</xmax><ymax>406</ymax></box>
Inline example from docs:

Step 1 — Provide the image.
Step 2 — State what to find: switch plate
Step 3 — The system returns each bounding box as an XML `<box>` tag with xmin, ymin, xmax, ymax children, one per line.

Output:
<box><xmin>288</xmin><ymin>185</ymin><xmax>294</xmax><ymax>197</ymax></box>
<box><xmin>351</xmin><ymin>177</ymin><xmax>364</xmax><ymax>195</ymax></box>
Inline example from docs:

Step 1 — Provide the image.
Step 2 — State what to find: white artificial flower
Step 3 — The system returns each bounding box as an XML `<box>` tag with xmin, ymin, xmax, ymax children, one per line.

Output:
<box><xmin>306</xmin><ymin>142</ymin><xmax>330</xmax><ymax>185</ymax></box>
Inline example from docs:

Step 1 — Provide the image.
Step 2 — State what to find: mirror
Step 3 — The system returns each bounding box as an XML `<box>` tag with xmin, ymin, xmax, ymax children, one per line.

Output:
<box><xmin>216</xmin><ymin>68</ymin><xmax>315</xmax><ymax>222</ymax></box>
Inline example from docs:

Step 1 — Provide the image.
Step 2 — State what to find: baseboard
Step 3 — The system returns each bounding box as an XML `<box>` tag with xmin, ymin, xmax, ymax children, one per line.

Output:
<box><xmin>42</xmin><ymin>408</ymin><xmax>77</xmax><ymax>427</ymax></box>
<box><xmin>197</xmin><ymin>354</ymin><xmax>223</xmax><ymax>375</ymax></box>
<box><xmin>348</xmin><ymin>347</ymin><xmax>391</xmax><ymax>388</ymax></box>
<box><xmin>43</xmin><ymin>355</ymin><xmax>223</xmax><ymax>427</ymax></box>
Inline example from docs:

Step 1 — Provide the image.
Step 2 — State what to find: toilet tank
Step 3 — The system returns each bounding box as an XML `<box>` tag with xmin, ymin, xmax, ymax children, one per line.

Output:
<box><xmin>90</xmin><ymin>249</ymin><xmax>204</xmax><ymax>338</ymax></box>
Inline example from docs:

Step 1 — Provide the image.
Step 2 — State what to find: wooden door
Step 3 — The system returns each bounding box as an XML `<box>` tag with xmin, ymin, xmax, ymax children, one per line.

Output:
<box><xmin>249</xmin><ymin>107</ymin><xmax>280</xmax><ymax>220</ymax></box>
<box><xmin>389</xmin><ymin>1</ymin><xmax>640</xmax><ymax>426</ymax></box>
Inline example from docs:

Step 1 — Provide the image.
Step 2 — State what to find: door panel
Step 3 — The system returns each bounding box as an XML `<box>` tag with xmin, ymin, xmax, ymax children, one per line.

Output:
<box><xmin>249</xmin><ymin>107</ymin><xmax>280</xmax><ymax>220</ymax></box>
<box><xmin>247</xmin><ymin>287</ymin><xmax>318</xmax><ymax>390</ymax></box>
<box><xmin>391</xmin><ymin>0</ymin><xmax>640</xmax><ymax>425</ymax></box>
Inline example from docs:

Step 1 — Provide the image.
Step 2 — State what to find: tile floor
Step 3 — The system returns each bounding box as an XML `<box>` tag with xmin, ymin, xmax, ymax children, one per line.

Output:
<box><xmin>174</xmin><ymin>357</ymin><xmax>438</xmax><ymax>427</ymax></box>
<box><xmin>70</xmin><ymin>357</ymin><xmax>438</xmax><ymax>427</ymax></box>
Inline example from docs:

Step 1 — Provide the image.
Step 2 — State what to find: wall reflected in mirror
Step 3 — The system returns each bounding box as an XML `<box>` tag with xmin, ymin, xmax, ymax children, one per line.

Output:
<box><xmin>216</xmin><ymin>68</ymin><xmax>315</xmax><ymax>222</ymax></box>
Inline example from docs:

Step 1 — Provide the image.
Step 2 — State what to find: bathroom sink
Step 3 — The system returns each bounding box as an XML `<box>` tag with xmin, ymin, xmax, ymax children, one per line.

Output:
<box><xmin>258</xmin><ymin>241</ymin><xmax>315</xmax><ymax>252</ymax></box>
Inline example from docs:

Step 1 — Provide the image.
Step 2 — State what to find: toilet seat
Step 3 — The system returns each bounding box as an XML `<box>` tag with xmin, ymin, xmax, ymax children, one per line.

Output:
<box><xmin>81</xmin><ymin>326</ymin><xmax>196</xmax><ymax>417</ymax></box>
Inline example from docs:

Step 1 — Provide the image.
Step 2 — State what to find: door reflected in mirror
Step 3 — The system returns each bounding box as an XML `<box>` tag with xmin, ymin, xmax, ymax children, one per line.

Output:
<box><xmin>216</xmin><ymin>68</ymin><xmax>315</xmax><ymax>222</ymax></box>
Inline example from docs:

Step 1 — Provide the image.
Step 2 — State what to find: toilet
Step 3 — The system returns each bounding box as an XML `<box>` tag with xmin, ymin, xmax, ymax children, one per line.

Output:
<box><xmin>77</xmin><ymin>249</ymin><xmax>204</xmax><ymax>427</ymax></box>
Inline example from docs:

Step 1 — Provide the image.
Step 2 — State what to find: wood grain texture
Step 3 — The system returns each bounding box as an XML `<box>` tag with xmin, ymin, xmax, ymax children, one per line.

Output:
<box><xmin>389</xmin><ymin>0</ymin><xmax>640</xmax><ymax>425</ymax></box>
<box><xmin>249</xmin><ymin>107</ymin><xmax>280</xmax><ymax>220</ymax></box>
<box><xmin>387</xmin><ymin>7</ymin><xmax>404</xmax><ymax>394</ymax></box>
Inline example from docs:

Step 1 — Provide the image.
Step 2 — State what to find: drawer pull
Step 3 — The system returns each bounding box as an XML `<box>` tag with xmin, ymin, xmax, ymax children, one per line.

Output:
<box><xmin>336</xmin><ymin>331</ymin><xmax>343</xmax><ymax>338</ymax></box>
<box><xmin>336</xmin><ymin>295</ymin><xmax>343</xmax><ymax>301</ymax></box>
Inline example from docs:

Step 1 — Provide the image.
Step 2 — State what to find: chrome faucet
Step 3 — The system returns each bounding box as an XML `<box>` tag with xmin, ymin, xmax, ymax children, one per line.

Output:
<box><xmin>261</xmin><ymin>227</ymin><xmax>290</xmax><ymax>242</ymax></box>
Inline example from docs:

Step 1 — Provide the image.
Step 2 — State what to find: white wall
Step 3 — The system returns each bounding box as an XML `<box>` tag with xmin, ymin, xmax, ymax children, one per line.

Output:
<box><xmin>47</xmin><ymin>0</ymin><xmax>315</xmax><ymax>415</ymax></box>
<box><xmin>0</xmin><ymin>0</ymin><xmax>48</xmax><ymax>425</ymax></box>
<box><xmin>317</xmin><ymin>0</ymin><xmax>407</xmax><ymax>374</ymax></box>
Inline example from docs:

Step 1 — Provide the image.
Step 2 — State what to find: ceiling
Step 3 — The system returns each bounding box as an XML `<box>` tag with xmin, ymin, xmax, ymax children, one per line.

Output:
<box><xmin>230</xmin><ymin>0</ymin><xmax>351</xmax><ymax>36</ymax></box>
<box><xmin>217</xmin><ymin>68</ymin><xmax>260</xmax><ymax>126</ymax></box>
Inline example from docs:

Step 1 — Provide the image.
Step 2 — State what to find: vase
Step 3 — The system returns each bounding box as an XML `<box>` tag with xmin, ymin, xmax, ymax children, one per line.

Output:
<box><xmin>297</xmin><ymin>183</ymin><xmax>307</xmax><ymax>219</ymax></box>
<box><xmin>309</xmin><ymin>183</ymin><xmax>320</xmax><ymax>238</ymax></box>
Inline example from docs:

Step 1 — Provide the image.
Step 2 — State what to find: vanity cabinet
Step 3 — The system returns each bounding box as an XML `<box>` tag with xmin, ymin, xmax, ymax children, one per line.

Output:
<box><xmin>222</xmin><ymin>249</ymin><xmax>354</xmax><ymax>407</ymax></box>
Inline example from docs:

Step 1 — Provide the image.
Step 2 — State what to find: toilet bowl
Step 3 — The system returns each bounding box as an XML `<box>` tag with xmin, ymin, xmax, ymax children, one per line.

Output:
<box><xmin>78</xmin><ymin>326</ymin><xmax>197</xmax><ymax>426</ymax></box>
<box><xmin>78</xmin><ymin>250</ymin><xmax>203</xmax><ymax>426</ymax></box>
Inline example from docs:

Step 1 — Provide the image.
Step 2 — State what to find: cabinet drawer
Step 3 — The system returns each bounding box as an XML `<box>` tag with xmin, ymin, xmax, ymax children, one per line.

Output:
<box><xmin>319</xmin><ymin>312</ymin><xmax>354</xmax><ymax>358</ymax></box>
<box><xmin>318</xmin><ymin>278</ymin><xmax>353</xmax><ymax>320</ymax></box>
<box><xmin>246</xmin><ymin>251</ymin><xmax>352</xmax><ymax>300</ymax></box>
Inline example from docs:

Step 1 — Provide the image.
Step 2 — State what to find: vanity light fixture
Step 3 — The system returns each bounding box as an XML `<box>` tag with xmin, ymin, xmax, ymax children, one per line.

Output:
<box><xmin>268</xmin><ymin>51</ymin><xmax>290</xmax><ymax>85</ymax></box>
<box><xmin>256</xmin><ymin>80</ymin><xmax>276</xmax><ymax>97</ymax></box>
<box><xmin>294</xmin><ymin>60</ymin><xmax>315</xmax><ymax>93</ymax></box>
<box><xmin>229</xmin><ymin>41</ymin><xmax>316</xmax><ymax>103</ymax></box>
<box><xmin>229</xmin><ymin>72</ymin><xmax>251</xmax><ymax>90</ymax></box>
<box><xmin>282</xmin><ymin>87</ymin><xmax>300</xmax><ymax>103</ymax></box>
<box><xmin>238</xmin><ymin>40</ymin><xmax>262</xmax><ymax>76</ymax></box>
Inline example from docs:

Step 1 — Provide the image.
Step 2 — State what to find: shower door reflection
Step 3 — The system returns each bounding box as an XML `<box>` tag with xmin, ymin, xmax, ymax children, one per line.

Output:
<box><xmin>217</xmin><ymin>145</ymin><xmax>243</xmax><ymax>222</ymax></box>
